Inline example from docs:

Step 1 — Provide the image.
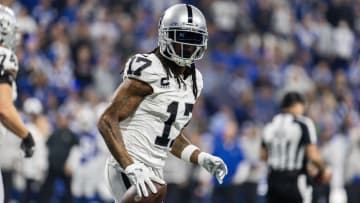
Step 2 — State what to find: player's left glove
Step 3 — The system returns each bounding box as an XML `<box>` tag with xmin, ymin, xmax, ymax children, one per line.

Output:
<box><xmin>20</xmin><ymin>132</ymin><xmax>35</xmax><ymax>158</ymax></box>
<box><xmin>198</xmin><ymin>152</ymin><xmax>228</xmax><ymax>184</ymax></box>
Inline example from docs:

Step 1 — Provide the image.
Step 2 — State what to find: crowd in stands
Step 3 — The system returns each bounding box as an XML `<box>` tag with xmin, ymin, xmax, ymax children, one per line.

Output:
<box><xmin>1</xmin><ymin>0</ymin><xmax>360</xmax><ymax>202</ymax></box>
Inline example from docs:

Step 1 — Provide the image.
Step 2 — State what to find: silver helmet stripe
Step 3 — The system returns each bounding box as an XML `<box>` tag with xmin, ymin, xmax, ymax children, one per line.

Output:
<box><xmin>186</xmin><ymin>4</ymin><xmax>193</xmax><ymax>23</ymax></box>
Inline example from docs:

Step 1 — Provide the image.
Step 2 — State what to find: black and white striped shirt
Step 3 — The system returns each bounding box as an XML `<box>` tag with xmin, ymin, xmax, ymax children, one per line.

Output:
<box><xmin>262</xmin><ymin>113</ymin><xmax>317</xmax><ymax>172</ymax></box>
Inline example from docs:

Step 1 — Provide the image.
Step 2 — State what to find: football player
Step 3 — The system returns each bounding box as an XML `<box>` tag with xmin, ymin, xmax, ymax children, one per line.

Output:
<box><xmin>0</xmin><ymin>5</ymin><xmax>35</xmax><ymax>202</ymax></box>
<box><xmin>98</xmin><ymin>4</ymin><xmax>228</xmax><ymax>201</ymax></box>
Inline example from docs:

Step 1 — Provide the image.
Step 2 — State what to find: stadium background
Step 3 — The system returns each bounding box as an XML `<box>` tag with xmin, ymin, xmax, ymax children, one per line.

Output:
<box><xmin>0</xmin><ymin>0</ymin><xmax>359</xmax><ymax>202</ymax></box>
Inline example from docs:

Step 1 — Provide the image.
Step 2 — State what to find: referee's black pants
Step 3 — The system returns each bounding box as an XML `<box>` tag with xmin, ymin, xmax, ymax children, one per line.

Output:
<box><xmin>267</xmin><ymin>170</ymin><xmax>310</xmax><ymax>203</ymax></box>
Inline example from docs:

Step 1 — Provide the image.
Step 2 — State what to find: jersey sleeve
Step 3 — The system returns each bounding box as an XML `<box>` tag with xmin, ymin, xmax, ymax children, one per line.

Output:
<box><xmin>0</xmin><ymin>46</ymin><xmax>18</xmax><ymax>78</ymax></box>
<box><xmin>304</xmin><ymin>118</ymin><xmax>317</xmax><ymax>144</ymax></box>
<box><xmin>123</xmin><ymin>54</ymin><xmax>162</xmax><ymax>94</ymax></box>
<box><xmin>298</xmin><ymin>117</ymin><xmax>317</xmax><ymax>145</ymax></box>
<box><xmin>0</xmin><ymin>47</ymin><xmax>18</xmax><ymax>100</ymax></box>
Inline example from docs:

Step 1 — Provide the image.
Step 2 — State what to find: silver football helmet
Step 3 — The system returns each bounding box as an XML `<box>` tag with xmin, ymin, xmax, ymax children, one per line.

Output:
<box><xmin>0</xmin><ymin>5</ymin><xmax>17</xmax><ymax>51</ymax></box>
<box><xmin>158</xmin><ymin>4</ymin><xmax>208</xmax><ymax>67</ymax></box>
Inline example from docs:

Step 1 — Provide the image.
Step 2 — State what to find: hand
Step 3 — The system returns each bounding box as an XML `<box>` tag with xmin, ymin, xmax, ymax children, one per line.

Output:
<box><xmin>124</xmin><ymin>162</ymin><xmax>165</xmax><ymax>198</ymax></box>
<box><xmin>320</xmin><ymin>167</ymin><xmax>332</xmax><ymax>184</ymax></box>
<box><xmin>198</xmin><ymin>152</ymin><xmax>228</xmax><ymax>184</ymax></box>
<box><xmin>312</xmin><ymin>166</ymin><xmax>332</xmax><ymax>185</ymax></box>
<box><xmin>20</xmin><ymin>132</ymin><xmax>35</xmax><ymax>158</ymax></box>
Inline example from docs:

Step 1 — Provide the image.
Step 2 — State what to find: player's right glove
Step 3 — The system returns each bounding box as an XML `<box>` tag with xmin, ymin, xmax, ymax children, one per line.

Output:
<box><xmin>124</xmin><ymin>162</ymin><xmax>165</xmax><ymax>198</ymax></box>
<box><xmin>20</xmin><ymin>132</ymin><xmax>35</xmax><ymax>158</ymax></box>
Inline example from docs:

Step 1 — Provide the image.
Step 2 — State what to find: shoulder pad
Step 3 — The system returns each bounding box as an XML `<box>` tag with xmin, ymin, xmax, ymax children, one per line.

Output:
<box><xmin>123</xmin><ymin>53</ymin><xmax>166</xmax><ymax>93</ymax></box>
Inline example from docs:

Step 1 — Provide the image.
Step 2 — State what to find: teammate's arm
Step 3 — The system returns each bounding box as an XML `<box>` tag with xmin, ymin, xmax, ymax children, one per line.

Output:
<box><xmin>0</xmin><ymin>83</ymin><xmax>29</xmax><ymax>138</ymax></box>
<box><xmin>97</xmin><ymin>78</ymin><xmax>152</xmax><ymax>168</ymax></box>
<box><xmin>0</xmin><ymin>75</ymin><xmax>35</xmax><ymax>158</ymax></box>
<box><xmin>171</xmin><ymin>133</ymin><xmax>228</xmax><ymax>184</ymax></box>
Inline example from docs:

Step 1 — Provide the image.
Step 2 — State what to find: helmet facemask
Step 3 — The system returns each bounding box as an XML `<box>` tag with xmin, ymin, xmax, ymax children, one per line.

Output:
<box><xmin>159</xmin><ymin>27</ymin><xmax>207</xmax><ymax>67</ymax></box>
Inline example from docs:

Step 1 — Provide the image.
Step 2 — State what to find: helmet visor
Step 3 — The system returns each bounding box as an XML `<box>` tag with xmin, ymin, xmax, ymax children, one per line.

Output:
<box><xmin>168</xmin><ymin>30</ymin><xmax>205</xmax><ymax>45</ymax></box>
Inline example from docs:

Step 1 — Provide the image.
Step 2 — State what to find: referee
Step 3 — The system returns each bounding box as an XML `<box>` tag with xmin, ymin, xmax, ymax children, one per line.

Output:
<box><xmin>260</xmin><ymin>91</ymin><xmax>331</xmax><ymax>203</ymax></box>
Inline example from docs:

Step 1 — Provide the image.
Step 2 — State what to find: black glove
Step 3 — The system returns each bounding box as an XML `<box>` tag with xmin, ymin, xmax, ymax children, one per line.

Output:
<box><xmin>20</xmin><ymin>132</ymin><xmax>35</xmax><ymax>158</ymax></box>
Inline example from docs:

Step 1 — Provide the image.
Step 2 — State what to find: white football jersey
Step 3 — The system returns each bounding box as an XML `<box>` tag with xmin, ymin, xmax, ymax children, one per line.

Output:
<box><xmin>109</xmin><ymin>52</ymin><xmax>203</xmax><ymax>169</ymax></box>
<box><xmin>0</xmin><ymin>46</ymin><xmax>18</xmax><ymax>145</ymax></box>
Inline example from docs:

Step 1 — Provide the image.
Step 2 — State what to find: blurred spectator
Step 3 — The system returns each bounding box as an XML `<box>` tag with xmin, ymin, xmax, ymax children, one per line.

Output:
<box><xmin>252</xmin><ymin>0</ymin><xmax>273</xmax><ymax>34</ymax></box>
<box><xmin>253</xmin><ymin>84</ymin><xmax>277</xmax><ymax>123</ymax></box>
<box><xmin>67</xmin><ymin>107</ymin><xmax>101</xmax><ymax>202</ymax></box>
<box><xmin>326</xmin><ymin>0</ymin><xmax>354</xmax><ymax>29</ymax></box>
<box><xmin>313</xmin><ymin>118</ymin><xmax>336</xmax><ymax>203</ymax></box>
<box><xmin>0</xmin><ymin>131</ymin><xmax>22</xmax><ymax>203</ymax></box>
<box><xmin>345</xmin><ymin>124</ymin><xmax>360</xmax><ymax>203</ymax></box>
<box><xmin>211</xmin><ymin>1</ymin><xmax>239</xmax><ymax>32</ymax></box>
<box><xmin>93</xmin><ymin>51</ymin><xmax>117</xmax><ymax>100</ymax></box>
<box><xmin>61</xmin><ymin>0</ymin><xmax>79</xmax><ymax>25</ymax></box>
<box><xmin>272</xmin><ymin>1</ymin><xmax>293</xmax><ymax>37</ymax></box>
<box><xmin>19</xmin><ymin>97</ymin><xmax>49</xmax><ymax>203</ymax></box>
<box><xmin>311</xmin><ymin>61</ymin><xmax>332</xmax><ymax>90</ymax></box>
<box><xmin>295</xmin><ymin>13</ymin><xmax>317</xmax><ymax>50</ymax></box>
<box><xmin>90</xmin><ymin>7</ymin><xmax>119</xmax><ymax>44</ymax></box>
<box><xmin>17</xmin><ymin>6</ymin><xmax>37</xmax><ymax>35</ymax></box>
<box><xmin>314</xmin><ymin>15</ymin><xmax>333</xmax><ymax>60</ymax></box>
<box><xmin>211</xmin><ymin>119</ymin><xmax>244</xmax><ymax>203</ymax></box>
<box><xmin>93</xmin><ymin>103</ymin><xmax>113</xmax><ymax>203</ymax></box>
<box><xmin>39</xmin><ymin>112</ymin><xmax>78</xmax><ymax>203</ymax></box>
<box><xmin>73</xmin><ymin>44</ymin><xmax>93</xmax><ymax>89</ymax></box>
<box><xmin>143</xmin><ymin>0</ymin><xmax>180</xmax><ymax>16</ymax></box>
<box><xmin>163</xmin><ymin>154</ymin><xmax>193</xmax><ymax>203</ymax></box>
<box><xmin>320</xmin><ymin>115</ymin><xmax>350</xmax><ymax>203</ymax></box>
<box><xmin>280</xmin><ymin>61</ymin><xmax>315</xmax><ymax>95</ymax></box>
<box><xmin>237</xmin><ymin>122</ymin><xmax>266</xmax><ymax>203</ymax></box>
<box><xmin>32</xmin><ymin>0</ymin><xmax>57</xmax><ymax>27</ymax></box>
<box><xmin>115</xmin><ymin>12</ymin><xmax>137</xmax><ymax>60</ymax></box>
<box><xmin>332</xmin><ymin>20</ymin><xmax>354</xmax><ymax>71</ymax></box>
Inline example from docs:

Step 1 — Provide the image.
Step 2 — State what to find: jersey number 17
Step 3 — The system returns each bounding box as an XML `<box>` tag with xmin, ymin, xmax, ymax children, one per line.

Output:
<box><xmin>155</xmin><ymin>102</ymin><xmax>193</xmax><ymax>147</ymax></box>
